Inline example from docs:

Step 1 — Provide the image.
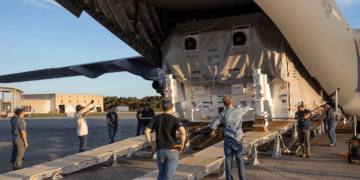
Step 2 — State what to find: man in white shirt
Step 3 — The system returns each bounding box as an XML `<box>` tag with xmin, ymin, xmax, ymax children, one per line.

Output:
<box><xmin>75</xmin><ymin>100</ymin><xmax>94</xmax><ymax>152</ymax></box>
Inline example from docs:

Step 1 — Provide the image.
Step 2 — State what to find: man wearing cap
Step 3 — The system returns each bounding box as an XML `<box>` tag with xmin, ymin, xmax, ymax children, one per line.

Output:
<box><xmin>136</xmin><ymin>105</ymin><xmax>144</xmax><ymax>136</ymax></box>
<box><xmin>209</xmin><ymin>97</ymin><xmax>250</xmax><ymax>180</ymax></box>
<box><xmin>107</xmin><ymin>106</ymin><xmax>118</xmax><ymax>144</ymax></box>
<box><xmin>75</xmin><ymin>100</ymin><xmax>94</xmax><ymax>152</ymax></box>
<box><xmin>12</xmin><ymin>108</ymin><xmax>27</xmax><ymax>170</ymax></box>
<box><xmin>295</xmin><ymin>101</ymin><xmax>312</xmax><ymax>158</ymax></box>
<box><xmin>322</xmin><ymin>104</ymin><xmax>337</xmax><ymax>146</ymax></box>
<box><xmin>144</xmin><ymin>100</ymin><xmax>186</xmax><ymax>180</ymax></box>
<box><xmin>139</xmin><ymin>103</ymin><xmax>155</xmax><ymax>135</ymax></box>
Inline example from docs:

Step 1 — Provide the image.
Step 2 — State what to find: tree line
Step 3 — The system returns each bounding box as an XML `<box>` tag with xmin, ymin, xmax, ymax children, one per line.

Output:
<box><xmin>104</xmin><ymin>96</ymin><xmax>164</xmax><ymax>111</ymax></box>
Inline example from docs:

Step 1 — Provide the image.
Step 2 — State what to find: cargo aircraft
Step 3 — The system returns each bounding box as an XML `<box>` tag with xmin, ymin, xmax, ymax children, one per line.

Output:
<box><xmin>0</xmin><ymin>0</ymin><xmax>359</xmax><ymax>131</ymax></box>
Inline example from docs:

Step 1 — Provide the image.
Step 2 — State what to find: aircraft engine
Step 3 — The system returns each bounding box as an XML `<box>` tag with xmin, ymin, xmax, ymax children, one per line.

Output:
<box><xmin>152</xmin><ymin>80</ymin><xmax>164</xmax><ymax>94</ymax></box>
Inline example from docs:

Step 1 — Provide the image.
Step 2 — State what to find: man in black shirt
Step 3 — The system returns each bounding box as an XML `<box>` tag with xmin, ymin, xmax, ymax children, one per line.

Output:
<box><xmin>145</xmin><ymin>100</ymin><xmax>186</xmax><ymax>180</ymax></box>
<box><xmin>107</xmin><ymin>106</ymin><xmax>118</xmax><ymax>144</ymax></box>
<box><xmin>136</xmin><ymin>105</ymin><xmax>144</xmax><ymax>136</ymax></box>
<box><xmin>139</xmin><ymin>103</ymin><xmax>155</xmax><ymax>134</ymax></box>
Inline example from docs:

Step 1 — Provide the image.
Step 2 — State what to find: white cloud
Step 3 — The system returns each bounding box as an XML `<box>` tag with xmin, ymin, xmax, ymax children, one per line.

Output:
<box><xmin>23</xmin><ymin>0</ymin><xmax>60</xmax><ymax>8</ymax></box>
<box><xmin>335</xmin><ymin>0</ymin><xmax>358</xmax><ymax>8</ymax></box>
<box><xmin>40</xmin><ymin>0</ymin><xmax>61</xmax><ymax>7</ymax></box>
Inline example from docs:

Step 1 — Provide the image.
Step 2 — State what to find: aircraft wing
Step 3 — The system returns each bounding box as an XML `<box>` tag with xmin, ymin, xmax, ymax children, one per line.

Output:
<box><xmin>0</xmin><ymin>56</ymin><xmax>161</xmax><ymax>83</ymax></box>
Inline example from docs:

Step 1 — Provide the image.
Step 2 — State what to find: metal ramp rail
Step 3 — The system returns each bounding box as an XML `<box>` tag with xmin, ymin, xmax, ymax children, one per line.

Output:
<box><xmin>0</xmin><ymin>133</ymin><xmax>155</xmax><ymax>180</ymax></box>
<box><xmin>135</xmin><ymin>121</ymin><xmax>296</xmax><ymax>180</ymax></box>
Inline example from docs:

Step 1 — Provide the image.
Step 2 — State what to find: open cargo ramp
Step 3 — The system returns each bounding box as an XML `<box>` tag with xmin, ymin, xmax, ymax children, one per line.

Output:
<box><xmin>0</xmin><ymin>134</ymin><xmax>155</xmax><ymax>180</ymax></box>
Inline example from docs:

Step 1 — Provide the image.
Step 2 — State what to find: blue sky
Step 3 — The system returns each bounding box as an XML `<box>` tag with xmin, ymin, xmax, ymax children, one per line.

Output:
<box><xmin>0</xmin><ymin>0</ymin><xmax>359</xmax><ymax>99</ymax></box>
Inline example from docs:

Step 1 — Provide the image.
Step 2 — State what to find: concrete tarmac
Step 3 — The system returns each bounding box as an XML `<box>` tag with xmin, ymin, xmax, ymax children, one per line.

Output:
<box><xmin>1</xmin><ymin>117</ymin><xmax>359</xmax><ymax>179</ymax></box>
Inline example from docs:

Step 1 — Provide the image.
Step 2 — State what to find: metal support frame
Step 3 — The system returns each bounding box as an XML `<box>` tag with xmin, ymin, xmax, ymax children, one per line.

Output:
<box><xmin>343</xmin><ymin>117</ymin><xmax>348</xmax><ymax>128</ymax></box>
<box><xmin>218</xmin><ymin>160</ymin><xmax>226</xmax><ymax>178</ymax></box>
<box><xmin>292</xmin><ymin>123</ymin><xmax>298</xmax><ymax>138</ymax></box>
<box><xmin>272</xmin><ymin>133</ymin><xmax>291</xmax><ymax>158</ymax></box>
<box><xmin>335</xmin><ymin>89</ymin><xmax>339</xmax><ymax>120</ymax></box>
<box><xmin>111</xmin><ymin>153</ymin><xmax>121</xmax><ymax>168</ymax></box>
<box><xmin>354</xmin><ymin>115</ymin><xmax>357</xmax><ymax>137</ymax></box>
<box><xmin>286</xmin><ymin>124</ymin><xmax>299</xmax><ymax>154</ymax></box>
<box><xmin>286</xmin><ymin>137</ymin><xmax>298</xmax><ymax>154</ymax></box>
<box><xmin>183</xmin><ymin>138</ymin><xmax>192</xmax><ymax>153</ymax></box>
<box><xmin>51</xmin><ymin>171</ymin><xmax>63</xmax><ymax>180</ymax></box>
<box><xmin>272</xmin><ymin>133</ymin><xmax>282</xmax><ymax>158</ymax></box>
<box><xmin>250</xmin><ymin>145</ymin><xmax>260</xmax><ymax>166</ymax></box>
<box><xmin>252</xmin><ymin>117</ymin><xmax>298</xmax><ymax>120</ymax></box>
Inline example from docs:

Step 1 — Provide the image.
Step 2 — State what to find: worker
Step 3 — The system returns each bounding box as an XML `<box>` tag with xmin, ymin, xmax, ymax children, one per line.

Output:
<box><xmin>209</xmin><ymin>97</ymin><xmax>250</xmax><ymax>180</ymax></box>
<box><xmin>295</xmin><ymin>101</ymin><xmax>312</xmax><ymax>158</ymax></box>
<box><xmin>12</xmin><ymin>108</ymin><xmax>28</xmax><ymax>171</ymax></box>
<box><xmin>136</xmin><ymin>105</ymin><xmax>144</xmax><ymax>136</ymax></box>
<box><xmin>107</xmin><ymin>105</ymin><xmax>119</xmax><ymax>144</ymax></box>
<box><xmin>323</xmin><ymin>104</ymin><xmax>337</xmax><ymax>146</ymax></box>
<box><xmin>139</xmin><ymin>103</ymin><xmax>155</xmax><ymax>134</ymax></box>
<box><xmin>10</xmin><ymin>107</ymin><xmax>20</xmax><ymax>164</ymax></box>
<box><xmin>75</xmin><ymin>100</ymin><xmax>94</xmax><ymax>152</ymax></box>
<box><xmin>144</xmin><ymin>100</ymin><xmax>186</xmax><ymax>180</ymax></box>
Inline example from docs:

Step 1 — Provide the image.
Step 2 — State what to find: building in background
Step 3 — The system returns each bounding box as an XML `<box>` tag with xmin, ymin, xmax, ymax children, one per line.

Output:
<box><xmin>0</xmin><ymin>87</ymin><xmax>23</xmax><ymax>118</ymax></box>
<box><xmin>22</xmin><ymin>94</ymin><xmax>104</xmax><ymax>114</ymax></box>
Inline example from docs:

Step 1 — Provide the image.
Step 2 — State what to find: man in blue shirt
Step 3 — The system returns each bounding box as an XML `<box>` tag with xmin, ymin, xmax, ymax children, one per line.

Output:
<box><xmin>10</xmin><ymin>107</ymin><xmax>20</xmax><ymax>164</ymax></box>
<box><xmin>107</xmin><ymin>106</ymin><xmax>118</xmax><ymax>144</ymax></box>
<box><xmin>295</xmin><ymin>101</ymin><xmax>312</xmax><ymax>158</ymax></box>
<box><xmin>323</xmin><ymin>104</ymin><xmax>337</xmax><ymax>146</ymax></box>
<box><xmin>12</xmin><ymin>108</ymin><xmax>28</xmax><ymax>170</ymax></box>
<box><xmin>209</xmin><ymin>96</ymin><xmax>250</xmax><ymax>180</ymax></box>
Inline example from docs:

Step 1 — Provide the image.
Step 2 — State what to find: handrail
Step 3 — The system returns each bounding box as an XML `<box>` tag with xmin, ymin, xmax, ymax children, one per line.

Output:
<box><xmin>191</xmin><ymin>102</ymin><xmax>203</xmax><ymax>121</ymax></box>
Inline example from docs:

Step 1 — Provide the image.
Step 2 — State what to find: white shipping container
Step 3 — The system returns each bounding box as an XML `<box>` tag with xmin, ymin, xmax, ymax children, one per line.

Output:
<box><xmin>115</xmin><ymin>106</ymin><xmax>129</xmax><ymax>112</ymax></box>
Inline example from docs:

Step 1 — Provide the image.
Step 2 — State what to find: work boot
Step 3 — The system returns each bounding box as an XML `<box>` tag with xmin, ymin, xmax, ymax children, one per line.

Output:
<box><xmin>13</xmin><ymin>167</ymin><xmax>22</xmax><ymax>171</ymax></box>
<box><xmin>329</xmin><ymin>143</ymin><xmax>335</xmax><ymax>147</ymax></box>
<box><xmin>306</xmin><ymin>154</ymin><xmax>310</xmax><ymax>158</ymax></box>
<box><xmin>299</xmin><ymin>154</ymin><xmax>306</xmax><ymax>158</ymax></box>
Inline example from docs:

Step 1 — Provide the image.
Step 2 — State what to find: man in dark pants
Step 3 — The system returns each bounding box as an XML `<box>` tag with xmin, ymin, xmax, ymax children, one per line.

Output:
<box><xmin>10</xmin><ymin>107</ymin><xmax>20</xmax><ymax>164</ymax></box>
<box><xmin>12</xmin><ymin>108</ymin><xmax>28</xmax><ymax>171</ymax></box>
<box><xmin>75</xmin><ymin>100</ymin><xmax>94</xmax><ymax>152</ymax></box>
<box><xmin>136</xmin><ymin>105</ymin><xmax>144</xmax><ymax>136</ymax></box>
<box><xmin>139</xmin><ymin>104</ymin><xmax>155</xmax><ymax>134</ymax></box>
<box><xmin>107</xmin><ymin>106</ymin><xmax>118</xmax><ymax>144</ymax></box>
<box><xmin>322</xmin><ymin>104</ymin><xmax>337</xmax><ymax>146</ymax></box>
<box><xmin>144</xmin><ymin>100</ymin><xmax>186</xmax><ymax>180</ymax></box>
<box><xmin>295</xmin><ymin>101</ymin><xmax>312</xmax><ymax>158</ymax></box>
<box><xmin>209</xmin><ymin>97</ymin><xmax>250</xmax><ymax>180</ymax></box>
